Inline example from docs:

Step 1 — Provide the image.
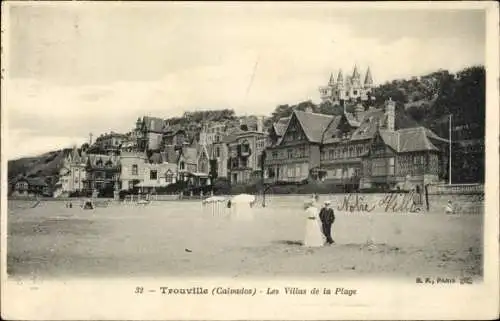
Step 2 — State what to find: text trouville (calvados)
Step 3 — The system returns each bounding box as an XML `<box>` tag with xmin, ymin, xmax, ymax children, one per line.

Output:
<box><xmin>159</xmin><ymin>287</ymin><xmax>257</xmax><ymax>296</ymax></box>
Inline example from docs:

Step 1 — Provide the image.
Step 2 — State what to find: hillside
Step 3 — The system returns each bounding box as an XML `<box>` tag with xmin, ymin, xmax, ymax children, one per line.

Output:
<box><xmin>7</xmin><ymin>65</ymin><xmax>485</xmax><ymax>187</ymax></box>
<box><xmin>8</xmin><ymin>149</ymin><xmax>70</xmax><ymax>187</ymax></box>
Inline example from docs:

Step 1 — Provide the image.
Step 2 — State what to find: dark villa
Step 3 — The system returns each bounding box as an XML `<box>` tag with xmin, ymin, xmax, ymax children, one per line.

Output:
<box><xmin>264</xmin><ymin>98</ymin><xmax>449</xmax><ymax>192</ymax></box>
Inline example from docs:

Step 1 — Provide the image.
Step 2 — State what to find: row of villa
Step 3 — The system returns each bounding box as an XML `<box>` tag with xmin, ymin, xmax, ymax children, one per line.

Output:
<box><xmin>13</xmin><ymin>66</ymin><xmax>451</xmax><ymax>198</ymax></box>
<box><xmin>51</xmin><ymin>99</ymin><xmax>449</xmax><ymax>198</ymax></box>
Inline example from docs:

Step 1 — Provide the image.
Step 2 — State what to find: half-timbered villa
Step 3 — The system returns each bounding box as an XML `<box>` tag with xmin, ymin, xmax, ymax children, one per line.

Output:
<box><xmin>264</xmin><ymin>98</ymin><xmax>449</xmax><ymax>191</ymax></box>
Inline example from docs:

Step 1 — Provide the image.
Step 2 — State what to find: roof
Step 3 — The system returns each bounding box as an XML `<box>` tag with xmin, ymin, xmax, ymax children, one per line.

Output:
<box><xmin>180</xmin><ymin>147</ymin><xmax>197</xmax><ymax>164</ymax></box>
<box><xmin>270</xmin><ymin>105</ymin><xmax>448</xmax><ymax>153</ymax></box>
<box><xmin>222</xmin><ymin>129</ymin><xmax>267</xmax><ymax>144</ymax></box>
<box><xmin>378</xmin><ymin>127</ymin><xmax>448</xmax><ymax>153</ymax></box>
<box><xmin>196</xmin><ymin>144</ymin><xmax>214</xmax><ymax>160</ymax></box>
<box><xmin>397</xmin><ymin>127</ymin><xmax>445</xmax><ymax>152</ymax></box>
<box><xmin>272</xmin><ymin>116</ymin><xmax>291</xmax><ymax>137</ymax></box>
<box><xmin>290</xmin><ymin>110</ymin><xmax>334</xmax><ymax>143</ymax></box>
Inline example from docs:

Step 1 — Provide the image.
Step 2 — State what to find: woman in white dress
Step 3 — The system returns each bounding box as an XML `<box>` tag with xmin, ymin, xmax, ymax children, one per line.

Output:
<box><xmin>303</xmin><ymin>200</ymin><xmax>325</xmax><ymax>247</ymax></box>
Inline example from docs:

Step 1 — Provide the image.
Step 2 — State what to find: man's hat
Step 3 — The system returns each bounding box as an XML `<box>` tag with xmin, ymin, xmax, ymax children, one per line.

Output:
<box><xmin>324</xmin><ymin>200</ymin><xmax>331</xmax><ymax>205</ymax></box>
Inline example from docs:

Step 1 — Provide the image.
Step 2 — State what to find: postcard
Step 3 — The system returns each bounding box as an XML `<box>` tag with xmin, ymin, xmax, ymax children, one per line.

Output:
<box><xmin>1</xmin><ymin>1</ymin><xmax>499</xmax><ymax>320</ymax></box>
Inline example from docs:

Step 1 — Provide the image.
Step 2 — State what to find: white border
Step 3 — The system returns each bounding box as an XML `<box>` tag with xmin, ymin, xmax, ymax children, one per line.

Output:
<box><xmin>1</xmin><ymin>1</ymin><xmax>499</xmax><ymax>320</ymax></box>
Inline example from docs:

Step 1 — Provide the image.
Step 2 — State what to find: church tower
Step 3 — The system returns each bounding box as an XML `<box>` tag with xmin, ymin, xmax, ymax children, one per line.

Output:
<box><xmin>337</xmin><ymin>69</ymin><xmax>345</xmax><ymax>101</ymax></box>
<box><xmin>364</xmin><ymin>67</ymin><xmax>373</xmax><ymax>89</ymax></box>
<box><xmin>352</xmin><ymin>65</ymin><xmax>361</xmax><ymax>81</ymax></box>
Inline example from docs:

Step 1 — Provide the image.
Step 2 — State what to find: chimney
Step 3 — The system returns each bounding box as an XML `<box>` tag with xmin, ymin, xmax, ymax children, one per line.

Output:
<box><xmin>385</xmin><ymin>97</ymin><xmax>396</xmax><ymax>131</ymax></box>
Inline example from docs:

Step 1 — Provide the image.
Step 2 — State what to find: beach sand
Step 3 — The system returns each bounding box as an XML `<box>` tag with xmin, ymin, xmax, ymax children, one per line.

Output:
<box><xmin>7</xmin><ymin>196</ymin><xmax>483</xmax><ymax>281</ymax></box>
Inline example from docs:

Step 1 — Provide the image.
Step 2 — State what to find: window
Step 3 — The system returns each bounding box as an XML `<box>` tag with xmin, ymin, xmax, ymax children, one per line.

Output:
<box><xmin>287</xmin><ymin>166</ymin><xmax>294</xmax><ymax>178</ymax></box>
<box><xmin>413</xmin><ymin>155</ymin><xmax>424</xmax><ymax>165</ymax></box>
<box><xmin>287</xmin><ymin>149</ymin><xmax>293</xmax><ymax>159</ymax></box>
<box><xmin>241</xmin><ymin>140</ymin><xmax>250</xmax><ymax>154</ymax></box>
<box><xmin>388</xmin><ymin>157</ymin><xmax>395</xmax><ymax>175</ymax></box>
<box><xmin>180</xmin><ymin>162</ymin><xmax>185</xmax><ymax>170</ymax></box>
<box><xmin>216</xmin><ymin>147</ymin><xmax>220</xmax><ymax>158</ymax></box>
<box><xmin>150</xmin><ymin>170</ymin><xmax>158</xmax><ymax>180</ymax></box>
<box><xmin>132</xmin><ymin>164</ymin><xmax>138</xmax><ymax>175</ymax></box>
<box><xmin>165</xmin><ymin>171</ymin><xmax>174</xmax><ymax>183</ymax></box>
<box><xmin>329</xmin><ymin>150</ymin><xmax>334</xmax><ymax>159</ymax></box>
<box><xmin>241</xmin><ymin>158</ymin><xmax>248</xmax><ymax>168</ymax></box>
<box><xmin>272</xmin><ymin>151</ymin><xmax>278</xmax><ymax>159</ymax></box>
<box><xmin>353</xmin><ymin>90</ymin><xmax>358</xmax><ymax>95</ymax></box>
<box><xmin>372</xmin><ymin>158</ymin><xmax>386</xmax><ymax>176</ymax></box>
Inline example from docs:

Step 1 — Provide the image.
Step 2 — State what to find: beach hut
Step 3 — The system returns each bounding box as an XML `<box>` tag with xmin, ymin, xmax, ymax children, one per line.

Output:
<box><xmin>202</xmin><ymin>196</ymin><xmax>228</xmax><ymax>217</ymax></box>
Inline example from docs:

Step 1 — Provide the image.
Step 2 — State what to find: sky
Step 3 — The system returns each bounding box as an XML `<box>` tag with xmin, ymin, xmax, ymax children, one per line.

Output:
<box><xmin>2</xmin><ymin>2</ymin><xmax>487</xmax><ymax>159</ymax></box>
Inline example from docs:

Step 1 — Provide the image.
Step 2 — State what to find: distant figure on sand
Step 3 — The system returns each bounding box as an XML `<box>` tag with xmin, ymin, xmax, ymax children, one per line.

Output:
<box><xmin>303</xmin><ymin>200</ymin><xmax>324</xmax><ymax>247</ymax></box>
<box><xmin>445</xmin><ymin>200</ymin><xmax>454</xmax><ymax>215</ymax></box>
<box><xmin>319</xmin><ymin>200</ymin><xmax>335</xmax><ymax>245</ymax></box>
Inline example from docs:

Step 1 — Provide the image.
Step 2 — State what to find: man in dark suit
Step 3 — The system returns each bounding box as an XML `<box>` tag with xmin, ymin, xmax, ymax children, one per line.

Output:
<box><xmin>319</xmin><ymin>200</ymin><xmax>335</xmax><ymax>244</ymax></box>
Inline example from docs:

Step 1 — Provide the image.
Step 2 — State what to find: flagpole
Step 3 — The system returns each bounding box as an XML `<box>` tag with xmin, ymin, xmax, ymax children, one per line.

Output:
<box><xmin>448</xmin><ymin>114</ymin><xmax>452</xmax><ymax>185</ymax></box>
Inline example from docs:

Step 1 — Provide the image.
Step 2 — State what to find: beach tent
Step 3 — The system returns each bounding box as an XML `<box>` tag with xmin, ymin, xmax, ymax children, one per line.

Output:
<box><xmin>230</xmin><ymin>194</ymin><xmax>256</xmax><ymax>221</ymax></box>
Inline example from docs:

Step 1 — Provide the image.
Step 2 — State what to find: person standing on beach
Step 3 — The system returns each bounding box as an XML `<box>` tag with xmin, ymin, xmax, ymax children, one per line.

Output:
<box><xmin>319</xmin><ymin>200</ymin><xmax>335</xmax><ymax>245</ymax></box>
<box><xmin>303</xmin><ymin>200</ymin><xmax>324</xmax><ymax>247</ymax></box>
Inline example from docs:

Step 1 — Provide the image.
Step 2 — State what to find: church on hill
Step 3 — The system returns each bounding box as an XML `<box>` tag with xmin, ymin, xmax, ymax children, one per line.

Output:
<box><xmin>319</xmin><ymin>65</ymin><xmax>374</xmax><ymax>104</ymax></box>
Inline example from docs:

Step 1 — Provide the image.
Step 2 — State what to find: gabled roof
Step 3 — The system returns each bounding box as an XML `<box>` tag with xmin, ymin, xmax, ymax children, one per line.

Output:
<box><xmin>281</xmin><ymin>110</ymin><xmax>334</xmax><ymax>144</ymax></box>
<box><xmin>179</xmin><ymin>147</ymin><xmax>197</xmax><ymax>165</ymax></box>
<box><xmin>378</xmin><ymin>130</ymin><xmax>399</xmax><ymax>151</ymax></box>
<box><xmin>272</xmin><ymin>116</ymin><xmax>291</xmax><ymax>137</ymax></box>
<box><xmin>344</xmin><ymin>112</ymin><xmax>361</xmax><ymax>127</ymax></box>
<box><xmin>350</xmin><ymin>109</ymin><xmax>386</xmax><ymax>141</ymax></box>
<box><xmin>196</xmin><ymin>144</ymin><xmax>210</xmax><ymax>161</ymax></box>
